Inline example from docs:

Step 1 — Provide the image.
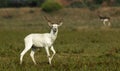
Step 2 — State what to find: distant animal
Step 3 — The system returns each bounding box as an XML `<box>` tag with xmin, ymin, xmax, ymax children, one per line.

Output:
<box><xmin>20</xmin><ymin>16</ymin><xmax>63</xmax><ymax>65</ymax></box>
<box><xmin>98</xmin><ymin>15</ymin><xmax>111</xmax><ymax>26</ymax></box>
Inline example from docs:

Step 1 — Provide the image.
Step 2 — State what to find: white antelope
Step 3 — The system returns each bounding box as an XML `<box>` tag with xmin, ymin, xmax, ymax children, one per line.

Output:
<box><xmin>20</xmin><ymin>16</ymin><xmax>63</xmax><ymax>65</ymax></box>
<box><xmin>98</xmin><ymin>15</ymin><xmax>111</xmax><ymax>26</ymax></box>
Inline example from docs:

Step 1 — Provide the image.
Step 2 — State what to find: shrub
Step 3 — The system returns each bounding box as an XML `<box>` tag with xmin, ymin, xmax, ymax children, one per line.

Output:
<box><xmin>41</xmin><ymin>0</ymin><xmax>63</xmax><ymax>12</ymax></box>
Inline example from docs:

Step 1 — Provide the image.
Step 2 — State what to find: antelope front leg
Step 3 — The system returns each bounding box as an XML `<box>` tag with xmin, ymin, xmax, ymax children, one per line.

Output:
<box><xmin>45</xmin><ymin>47</ymin><xmax>51</xmax><ymax>64</ymax></box>
<box><xmin>108</xmin><ymin>21</ymin><xmax>111</xmax><ymax>26</ymax></box>
<box><xmin>50</xmin><ymin>46</ymin><xmax>56</xmax><ymax>61</ymax></box>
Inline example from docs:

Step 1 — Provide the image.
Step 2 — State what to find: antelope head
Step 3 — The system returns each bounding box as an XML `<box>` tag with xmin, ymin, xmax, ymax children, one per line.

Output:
<box><xmin>44</xmin><ymin>16</ymin><xmax>63</xmax><ymax>33</ymax></box>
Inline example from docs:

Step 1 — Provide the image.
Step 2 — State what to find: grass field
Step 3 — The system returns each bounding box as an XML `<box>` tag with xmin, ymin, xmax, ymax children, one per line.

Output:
<box><xmin>0</xmin><ymin>7</ymin><xmax>120</xmax><ymax>71</ymax></box>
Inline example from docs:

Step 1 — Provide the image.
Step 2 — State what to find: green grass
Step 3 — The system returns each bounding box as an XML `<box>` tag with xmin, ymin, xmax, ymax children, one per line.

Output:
<box><xmin>0</xmin><ymin>7</ymin><xmax>120</xmax><ymax>71</ymax></box>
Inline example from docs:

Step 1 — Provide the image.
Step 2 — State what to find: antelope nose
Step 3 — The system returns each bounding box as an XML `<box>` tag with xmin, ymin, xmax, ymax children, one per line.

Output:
<box><xmin>53</xmin><ymin>28</ymin><xmax>57</xmax><ymax>32</ymax></box>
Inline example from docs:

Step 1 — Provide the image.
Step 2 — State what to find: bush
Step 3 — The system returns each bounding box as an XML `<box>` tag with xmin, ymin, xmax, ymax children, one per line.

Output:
<box><xmin>41</xmin><ymin>0</ymin><xmax>63</xmax><ymax>12</ymax></box>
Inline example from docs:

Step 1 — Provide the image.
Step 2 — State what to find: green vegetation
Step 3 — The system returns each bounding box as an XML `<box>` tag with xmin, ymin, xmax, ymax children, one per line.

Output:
<box><xmin>41</xmin><ymin>0</ymin><xmax>63</xmax><ymax>12</ymax></box>
<box><xmin>0</xmin><ymin>8</ymin><xmax>120</xmax><ymax>71</ymax></box>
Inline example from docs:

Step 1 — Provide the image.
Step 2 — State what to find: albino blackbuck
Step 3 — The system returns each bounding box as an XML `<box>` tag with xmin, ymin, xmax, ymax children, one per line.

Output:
<box><xmin>20</xmin><ymin>16</ymin><xmax>63</xmax><ymax>65</ymax></box>
<box><xmin>98</xmin><ymin>15</ymin><xmax>111</xmax><ymax>26</ymax></box>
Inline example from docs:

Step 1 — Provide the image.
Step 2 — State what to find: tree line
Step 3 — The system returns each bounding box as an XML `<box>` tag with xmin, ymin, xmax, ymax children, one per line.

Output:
<box><xmin>0</xmin><ymin>0</ymin><xmax>120</xmax><ymax>8</ymax></box>
<box><xmin>0</xmin><ymin>0</ymin><xmax>45</xmax><ymax>7</ymax></box>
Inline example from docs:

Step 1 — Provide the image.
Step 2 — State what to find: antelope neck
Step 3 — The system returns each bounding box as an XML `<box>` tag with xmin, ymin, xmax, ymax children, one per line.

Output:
<box><xmin>49</xmin><ymin>29</ymin><xmax>58</xmax><ymax>42</ymax></box>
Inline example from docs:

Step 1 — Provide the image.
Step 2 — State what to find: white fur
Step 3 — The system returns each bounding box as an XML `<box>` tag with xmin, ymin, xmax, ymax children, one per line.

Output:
<box><xmin>102</xmin><ymin>19</ymin><xmax>111</xmax><ymax>26</ymax></box>
<box><xmin>20</xmin><ymin>23</ymin><xmax>62</xmax><ymax>65</ymax></box>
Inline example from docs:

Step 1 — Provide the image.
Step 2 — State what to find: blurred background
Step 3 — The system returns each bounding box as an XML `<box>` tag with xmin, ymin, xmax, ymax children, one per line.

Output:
<box><xmin>0</xmin><ymin>0</ymin><xmax>120</xmax><ymax>29</ymax></box>
<box><xmin>1</xmin><ymin>0</ymin><xmax>120</xmax><ymax>8</ymax></box>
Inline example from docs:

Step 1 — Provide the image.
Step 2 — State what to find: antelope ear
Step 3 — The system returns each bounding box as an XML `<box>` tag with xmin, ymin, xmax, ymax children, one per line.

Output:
<box><xmin>58</xmin><ymin>17</ymin><xmax>63</xmax><ymax>27</ymax></box>
<box><xmin>48</xmin><ymin>22</ymin><xmax>53</xmax><ymax>27</ymax></box>
<box><xmin>58</xmin><ymin>22</ymin><xmax>63</xmax><ymax>27</ymax></box>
